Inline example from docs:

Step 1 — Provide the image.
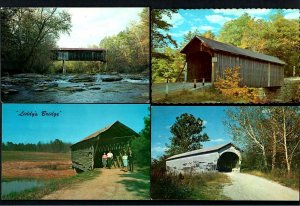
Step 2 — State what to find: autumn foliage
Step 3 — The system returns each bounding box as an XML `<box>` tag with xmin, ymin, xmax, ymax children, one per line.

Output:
<box><xmin>214</xmin><ymin>66</ymin><xmax>261</xmax><ymax>103</ymax></box>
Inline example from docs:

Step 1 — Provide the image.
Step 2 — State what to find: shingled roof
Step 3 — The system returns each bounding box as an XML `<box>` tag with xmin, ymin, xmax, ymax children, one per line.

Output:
<box><xmin>181</xmin><ymin>36</ymin><xmax>285</xmax><ymax>65</ymax></box>
<box><xmin>166</xmin><ymin>142</ymin><xmax>242</xmax><ymax>161</ymax></box>
<box><xmin>71</xmin><ymin>121</ymin><xmax>139</xmax><ymax>147</ymax></box>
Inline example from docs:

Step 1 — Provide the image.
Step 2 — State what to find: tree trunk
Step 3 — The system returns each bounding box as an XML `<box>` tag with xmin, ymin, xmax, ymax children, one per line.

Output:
<box><xmin>282</xmin><ymin>107</ymin><xmax>291</xmax><ymax>176</ymax></box>
<box><xmin>271</xmin><ymin>130</ymin><xmax>277</xmax><ymax>172</ymax></box>
<box><xmin>262</xmin><ymin>147</ymin><xmax>268</xmax><ymax>170</ymax></box>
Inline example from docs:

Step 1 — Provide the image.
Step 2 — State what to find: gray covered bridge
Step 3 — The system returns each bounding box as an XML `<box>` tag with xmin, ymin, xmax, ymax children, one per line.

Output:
<box><xmin>70</xmin><ymin>121</ymin><xmax>139</xmax><ymax>172</ymax></box>
<box><xmin>181</xmin><ymin>36</ymin><xmax>285</xmax><ymax>87</ymax></box>
<box><xmin>166</xmin><ymin>143</ymin><xmax>242</xmax><ymax>174</ymax></box>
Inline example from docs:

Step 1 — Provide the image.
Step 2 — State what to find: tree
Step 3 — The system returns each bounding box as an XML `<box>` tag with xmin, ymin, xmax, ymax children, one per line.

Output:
<box><xmin>225</xmin><ymin>107</ymin><xmax>269</xmax><ymax>170</ymax></box>
<box><xmin>152</xmin><ymin>9</ymin><xmax>178</xmax><ymax>49</ymax></box>
<box><xmin>131</xmin><ymin>107</ymin><xmax>150</xmax><ymax>168</ymax></box>
<box><xmin>166</xmin><ymin>113</ymin><xmax>209</xmax><ymax>156</ymax></box>
<box><xmin>1</xmin><ymin>8</ymin><xmax>71</xmax><ymax>74</ymax></box>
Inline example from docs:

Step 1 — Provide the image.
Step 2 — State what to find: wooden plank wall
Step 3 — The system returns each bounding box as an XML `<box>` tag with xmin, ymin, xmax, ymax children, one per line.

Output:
<box><xmin>71</xmin><ymin>144</ymin><xmax>94</xmax><ymax>171</ymax></box>
<box><xmin>214</xmin><ymin>52</ymin><xmax>284</xmax><ymax>87</ymax></box>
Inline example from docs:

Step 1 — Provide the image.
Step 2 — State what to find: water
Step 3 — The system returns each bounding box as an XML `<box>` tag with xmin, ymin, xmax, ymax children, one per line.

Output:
<box><xmin>1</xmin><ymin>179</ymin><xmax>45</xmax><ymax>196</ymax></box>
<box><xmin>1</xmin><ymin>73</ymin><xmax>149</xmax><ymax>103</ymax></box>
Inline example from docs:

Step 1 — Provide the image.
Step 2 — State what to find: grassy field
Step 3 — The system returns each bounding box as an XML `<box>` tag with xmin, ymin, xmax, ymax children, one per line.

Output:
<box><xmin>2</xmin><ymin>151</ymin><xmax>75</xmax><ymax>180</ymax></box>
<box><xmin>245</xmin><ymin>170</ymin><xmax>299</xmax><ymax>191</ymax></box>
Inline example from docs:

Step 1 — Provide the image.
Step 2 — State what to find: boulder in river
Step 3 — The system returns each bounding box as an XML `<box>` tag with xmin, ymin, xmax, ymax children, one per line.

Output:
<box><xmin>102</xmin><ymin>76</ymin><xmax>123</xmax><ymax>82</ymax></box>
<box><xmin>69</xmin><ymin>75</ymin><xmax>95</xmax><ymax>83</ymax></box>
<box><xmin>88</xmin><ymin>86</ymin><xmax>101</xmax><ymax>90</ymax></box>
<box><xmin>60</xmin><ymin>86</ymin><xmax>86</xmax><ymax>92</ymax></box>
<box><xmin>2</xmin><ymin>89</ymin><xmax>19</xmax><ymax>95</ymax></box>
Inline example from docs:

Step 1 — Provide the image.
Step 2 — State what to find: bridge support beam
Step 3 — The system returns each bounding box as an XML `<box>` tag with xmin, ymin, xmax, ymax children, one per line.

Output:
<box><xmin>62</xmin><ymin>60</ymin><xmax>66</xmax><ymax>74</ymax></box>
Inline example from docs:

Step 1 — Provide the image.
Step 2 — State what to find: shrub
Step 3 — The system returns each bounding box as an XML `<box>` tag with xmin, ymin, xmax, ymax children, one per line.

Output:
<box><xmin>214</xmin><ymin>66</ymin><xmax>263</xmax><ymax>103</ymax></box>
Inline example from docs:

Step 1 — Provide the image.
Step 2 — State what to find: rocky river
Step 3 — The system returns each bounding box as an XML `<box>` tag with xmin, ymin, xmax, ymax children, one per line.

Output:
<box><xmin>1</xmin><ymin>73</ymin><xmax>149</xmax><ymax>103</ymax></box>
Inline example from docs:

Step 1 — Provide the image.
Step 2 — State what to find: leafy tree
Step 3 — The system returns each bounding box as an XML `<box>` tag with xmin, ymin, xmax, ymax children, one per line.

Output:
<box><xmin>166</xmin><ymin>113</ymin><xmax>209</xmax><ymax>156</ymax></box>
<box><xmin>99</xmin><ymin>8</ymin><xmax>149</xmax><ymax>73</ymax></box>
<box><xmin>131</xmin><ymin>107</ymin><xmax>150</xmax><ymax>168</ymax></box>
<box><xmin>152</xmin><ymin>9</ymin><xmax>178</xmax><ymax>49</ymax></box>
<box><xmin>1</xmin><ymin>8</ymin><xmax>72</xmax><ymax>74</ymax></box>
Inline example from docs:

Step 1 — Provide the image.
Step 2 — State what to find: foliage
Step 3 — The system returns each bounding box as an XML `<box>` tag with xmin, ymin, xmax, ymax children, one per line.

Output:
<box><xmin>2</xmin><ymin>139</ymin><xmax>72</xmax><ymax>153</ymax></box>
<box><xmin>152</xmin><ymin>47</ymin><xmax>185</xmax><ymax>82</ymax></box>
<box><xmin>165</xmin><ymin>113</ymin><xmax>209</xmax><ymax>156</ymax></box>
<box><xmin>214</xmin><ymin>66</ymin><xmax>261</xmax><ymax>103</ymax></box>
<box><xmin>224</xmin><ymin>106</ymin><xmax>300</xmax><ymax>175</ymax></box>
<box><xmin>1</xmin><ymin>8</ymin><xmax>71</xmax><ymax>74</ymax></box>
<box><xmin>99</xmin><ymin>8</ymin><xmax>149</xmax><ymax>74</ymax></box>
<box><xmin>131</xmin><ymin>108</ymin><xmax>150</xmax><ymax>168</ymax></box>
<box><xmin>152</xmin><ymin>9</ymin><xmax>178</xmax><ymax>49</ymax></box>
<box><xmin>151</xmin><ymin>157</ymin><xmax>230</xmax><ymax>200</ymax></box>
<box><xmin>181</xmin><ymin>29</ymin><xmax>215</xmax><ymax>48</ymax></box>
<box><xmin>218</xmin><ymin>12</ymin><xmax>300</xmax><ymax>76</ymax></box>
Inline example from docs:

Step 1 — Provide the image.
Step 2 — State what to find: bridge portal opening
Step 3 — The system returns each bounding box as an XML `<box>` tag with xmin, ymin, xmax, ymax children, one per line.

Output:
<box><xmin>217</xmin><ymin>152</ymin><xmax>239</xmax><ymax>172</ymax></box>
<box><xmin>186</xmin><ymin>51</ymin><xmax>212</xmax><ymax>82</ymax></box>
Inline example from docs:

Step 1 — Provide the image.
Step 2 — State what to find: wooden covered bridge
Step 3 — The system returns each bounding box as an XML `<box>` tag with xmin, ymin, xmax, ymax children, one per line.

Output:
<box><xmin>70</xmin><ymin>121</ymin><xmax>139</xmax><ymax>172</ymax></box>
<box><xmin>51</xmin><ymin>48</ymin><xmax>107</xmax><ymax>73</ymax></box>
<box><xmin>181</xmin><ymin>36</ymin><xmax>286</xmax><ymax>87</ymax></box>
<box><xmin>166</xmin><ymin>143</ymin><xmax>242</xmax><ymax>174</ymax></box>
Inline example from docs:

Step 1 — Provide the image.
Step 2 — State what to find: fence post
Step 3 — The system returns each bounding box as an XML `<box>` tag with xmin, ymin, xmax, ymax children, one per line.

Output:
<box><xmin>194</xmin><ymin>79</ymin><xmax>196</xmax><ymax>88</ymax></box>
<box><xmin>202</xmin><ymin>78</ymin><xmax>205</xmax><ymax>86</ymax></box>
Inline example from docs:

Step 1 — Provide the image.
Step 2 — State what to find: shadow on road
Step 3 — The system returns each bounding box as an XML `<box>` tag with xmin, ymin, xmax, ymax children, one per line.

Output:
<box><xmin>117</xmin><ymin>170</ymin><xmax>150</xmax><ymax>199</ymax></box>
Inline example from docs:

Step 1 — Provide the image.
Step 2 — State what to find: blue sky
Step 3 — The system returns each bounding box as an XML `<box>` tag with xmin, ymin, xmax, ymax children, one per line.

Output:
<box><xmin>151</xmin><ymin>106</ymin><xmax>233</xmax><ymax>159</ymax></box>
<box><xmin>2</xmin><ymin>104</ymin><xmax>149</xmax><ymax>144</ymax></box>
<box><xmin>164</xmin><ymin>9</ymin><xmax>299</xmax><ymax>46</ymax></box>
<box><xmin>57</xmin><ymin>8</ymin><xmax>145</xmax><ymax>48</ymax></box>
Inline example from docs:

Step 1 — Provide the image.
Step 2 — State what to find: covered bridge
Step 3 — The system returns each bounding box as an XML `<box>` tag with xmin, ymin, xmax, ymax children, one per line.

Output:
<box><xmin>51</xmin><ymin>48</ymin><xmax>107</xmax><ymax>74</ymax></box>
<box><xmin>70</xmin><ymin>121</ymin><xmax>139</xmax><ymax>172</ymax></box>
<box><xmin>181</xmin><ymin>36</ymin><xmax>285</xmax><ymax>87</ymax></box>
<box><xmin>166</xmin><ymin>143</ymin><xmax>242</xmax><ymax>174</ymax></box>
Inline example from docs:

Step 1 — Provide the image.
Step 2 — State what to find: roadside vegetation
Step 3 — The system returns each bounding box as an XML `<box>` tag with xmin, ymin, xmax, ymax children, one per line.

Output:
<box><xmin>151</xmin><ymin>158</ymin><xmax>230</xmax><ymax>200</ymax></box>
<box><xmin>225</xmin><ymin>107</ymin><xmax>300</xmax><ymax>190</ymax></box>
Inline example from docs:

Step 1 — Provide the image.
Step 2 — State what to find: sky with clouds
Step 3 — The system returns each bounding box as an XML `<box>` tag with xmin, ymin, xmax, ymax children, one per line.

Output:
<box><xmin>57</xmin><ymin>8</ymin><xmax>144</xmax><ymax>48</ymax></box>
<box><xmin>151</xmin><ymin>106</ymin><xmax>233</xmax><ymax>159</ymax></box>
<box><xmin>2</xmin><ymin>104</ymin><xmax>149</xmax><ymax>144</ymax></box>
<box><xmin>164</xmin><ymin>9</ymin><xmax>299</xmax><ymax>46</ymax></box>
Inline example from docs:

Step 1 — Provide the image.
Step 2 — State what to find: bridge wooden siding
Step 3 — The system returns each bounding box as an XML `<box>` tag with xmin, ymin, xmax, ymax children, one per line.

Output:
<box><xmin>51</xmin><ymin>48</ymin><xmax>107</xmax><ymax>73</ymax></box>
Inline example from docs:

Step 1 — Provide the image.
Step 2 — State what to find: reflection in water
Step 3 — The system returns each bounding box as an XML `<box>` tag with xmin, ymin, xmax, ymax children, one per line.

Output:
<box><xmin>2</xmin><ymin>179</ymin><xmax>45</xmax><ymax>196</ymax></box>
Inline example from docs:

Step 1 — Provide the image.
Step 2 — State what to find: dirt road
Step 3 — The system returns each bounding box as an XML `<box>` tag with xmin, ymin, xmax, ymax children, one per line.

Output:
<box><xmin>223</xmin><ymin>172</ymin><xmax>299</xmax><ymax>200</ymax></box>
<box><xmin>42</xmin><ymin>169</ymin><xmax>149</xmax><ymax>200</ymax></box>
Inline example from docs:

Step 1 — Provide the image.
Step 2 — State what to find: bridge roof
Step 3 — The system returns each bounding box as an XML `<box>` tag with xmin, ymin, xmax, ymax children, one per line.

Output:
<box><xmin>52</xmin><ymin>48</ymin><xmax>106</xmax><ymax>51</ymax></box>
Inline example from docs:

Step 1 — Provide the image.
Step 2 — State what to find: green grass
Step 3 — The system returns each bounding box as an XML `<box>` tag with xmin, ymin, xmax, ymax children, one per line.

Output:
<box><xmin>154</xmin><ymin>87</ymin><xmax>248</xmax><ymax>104</ymax></box>
<box><xmin>2</xmin><ymin>170</ymin><xmax>100</xmax><ymax>200</ymax></box>
<box><xmin>245</xmin><ymin>170</ymin><xmax>299</xmax><ymax>191</ymax></box>
<box><xmin>2</xmin><ymin>151</ymin><xmax>70</xmax><ymax>162</ymax></box>
<box><xmin>117</xmin><ymin>167</ymin><xmax>150</xmax><ymax>199</ymax></box>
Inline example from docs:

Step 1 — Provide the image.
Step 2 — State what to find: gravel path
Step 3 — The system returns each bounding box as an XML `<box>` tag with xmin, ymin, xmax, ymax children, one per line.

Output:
<box><xmin>223</xmin><ymin>172</ymin><xmax>299</xmax><ymax>201</ymax></box>
<box><xmin>42</xmin><ymin>169</ymin><xmax>149</xmax><ymax>200</ymax></box>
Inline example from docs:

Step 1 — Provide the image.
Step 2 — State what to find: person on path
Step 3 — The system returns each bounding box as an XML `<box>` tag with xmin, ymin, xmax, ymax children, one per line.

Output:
<box><xmin>102</xmin><ymin>153</ymin><xmax>107</xmax><ymax>168</ymax></box>
<box><xmin>122</xmin><ymin>153</ymin><xmax>128</xmax><ymax>172</ymax></box>
<box><xmin>107</xmin><ymin>151</ymin><xmax>113</xmax><ymax>169</ymax></box>
<box><xmin>128</xmin><ymin>149</ymin><xmax>133</xmax><ymax>172</ymax></box>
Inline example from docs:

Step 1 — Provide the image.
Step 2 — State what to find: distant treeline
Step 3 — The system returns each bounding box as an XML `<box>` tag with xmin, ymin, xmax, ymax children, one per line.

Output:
<box><xmin>2</xmin><ymin>139</ymin><xmax>72</xmax><ymax>153</ymax></box>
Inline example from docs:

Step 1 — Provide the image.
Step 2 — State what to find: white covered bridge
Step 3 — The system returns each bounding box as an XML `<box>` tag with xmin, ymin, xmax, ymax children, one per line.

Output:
<box><xmin>166</xmin><ymin>143</ymin><xmax>242</xmax><ymax>174</ymax></box>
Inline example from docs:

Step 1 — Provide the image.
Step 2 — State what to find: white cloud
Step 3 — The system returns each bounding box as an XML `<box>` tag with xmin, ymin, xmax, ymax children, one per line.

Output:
<box><xmin>205</xmin><ymin>15</ymin><xmax>232</xmax><ymax>25</ymax></box>
<box><xmin>202</xmin><ymin>120</ymin><xmax>208</xmax><ymax>126</ymax></box>
<box><xmin>210</xmin><ymin>138</ymin><xmax>225</xmax><ymax>142</ymax></box>
<box><xmin>163</xmin><ymin>13</ymin><xmax>184</xmax><ymax>28</ymax></box>
<box><xmin>213</xmin><ymin>9</ymin><xmax>271</xmax><ymax>17</ymax></box>
<box><xmin>151</xmin><ymin>145</ymin><xmax>167</xmax><ymax>153</ymax></box>
<box><xmin>57</xmin><ymin>8</ymin><xmax>144</xmax><ymax>48</ymax></box>
<box><xmin>284</xmin><ymin>10</ymin><xmax>300</xmax><ymax>19</ymax></box>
